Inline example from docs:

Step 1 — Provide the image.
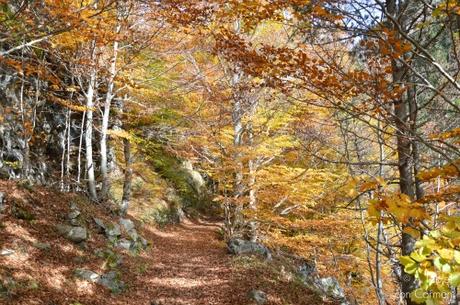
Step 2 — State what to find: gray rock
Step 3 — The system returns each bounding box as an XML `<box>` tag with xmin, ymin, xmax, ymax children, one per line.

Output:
<box><xmin>74</xmin><ymin>269</ymin><xmax>124</xmax><ymax>293</ymax></box>
<box><xmin>99</xmin><ymin>271</ymin><xmax>125</xmax><ymax>293</ymax></box>
<box><xmin>227</xmin><ymin>238</ymin><xmax>272</xmax><ymax>260</ymax></box>
<box><xmin>117</xmin><ymin>239</ymin><xmax>133</xmax><ymax>250</ymax></box>
<box><xmin>127</xmin><ymin>229</ymin><xmax>139</xmax><ymax>241</ymax></box>
<box><xmin>74</xmin><ymin>269</ymin><xmax>100</xmax><ymax>283</ymax></box>
<box><xmin>182</xmin><ymin>160</ymin><xmax>206</xmax><ymax>194</ymax></box>
<box><xmin>298</xmin><ymin>262</ymin><xmax>349</xmax><ymax>305</ymax></box>
<box><xmin>0</xmin><ymin>249</ymin><xmax>15</xmax><ymax>256</ymax></box>
<box><xmin>139</xmin><ymin>237</ymin><xmax>149</xmax><ymax>249</ymax></box>
<box><xmin>33</xmin><ymin>242</ymin><xmax>51</xmax><ymax>250</ymax></box>
<box><xmin>119</xmin><ymin>218</ymin><xmax>135</xmax><ymax>232</ymax></box>
<box><xmin>70</xmin><ymin>202</ymin><xmax>79</xmax><ymax>211</ymax></box>
<box><xmin>56</xmin><ymin>224</ymin><xmax>87</xmax><ymax>243</ymax></box>
<box><xmin>0</xmin><ymin>192</ymin><xmax>5</xmax><ymax>212</ymax></box>
<box><xmin>68</xmin><ymin>210</ymin><xmax>80</xmax><ymax>220</ymax></box>
<box><xmin>93</xmin><ymin>217</ymin><xmax>106</xmax><ymax>232</ymax></box>
<box><xmin>68</xmin><ymin>205</ymin><xmax>81</xmax><ymax>226</ymax></box>
<box><xmin>248</xmin><ymin>289</ymin><xmax>267</xmax><ymax>304</ymax></box>
<box><xmin>319</xmin><ymin>277</ymin><xmax>347</xmax><ymax>301</ymax></box>
<box><xmin>105</xmin><ymin>223</ymin><xmax>121</xmax><ymax>239</ymax></box>
<box><xmin>70</xmin><ymin>218</ymin><xmax>80</xmax><ymax>226</ymax></box>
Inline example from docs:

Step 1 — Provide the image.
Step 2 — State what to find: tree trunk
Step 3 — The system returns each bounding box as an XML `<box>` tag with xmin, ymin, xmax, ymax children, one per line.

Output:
<box><xmin>100</xmin><ymin>18</ymin><xmax>122</xmax><ymax>200</ymax></box>
<box><xmin>386</xmin><ymin>1</ymin><xmax>418</xmax><ymax>303</ymax></box>
<box><xmin>375</xmin><ymin>119</ymin><xmax>386</xmax><ymax>305</ymax></box>
<box><xmin>394</xmin><ymin>72</ymin><xmax>417</xmax><ymax>305</ymax></box>
<box><xmin>85</xmin><ymin>40</ymin><xmax>98</xmax><ymax>201</ymax></box>
<box><xmin>393</xmin><ymin>49</ymin><xmax>418</xmax><ymax>305</ymax></box>
<box><xmin>120</xmin><ymin>137</ymin><xmax>132</xmax><ymax>216</ymax></box>
<box><xmin>230</xmin><ymin>69</ymin><xmax>245</xmax><ymax>237</ymax></box>
<box><xmin>247</xmin><ymin>98</ymin><xmax>258</xmax><ymax>242</ymax></box>
<box><xmin>77</xmin><ymin>110</ymin><xmax>86</xmax><ymax>190</ymax></box>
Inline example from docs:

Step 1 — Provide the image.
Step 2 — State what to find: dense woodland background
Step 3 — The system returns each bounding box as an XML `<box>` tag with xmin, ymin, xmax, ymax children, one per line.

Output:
<box><xmin>0</xmin><ymin>1</ymin><xmax>459</xmax><ymax>305</ymax></box>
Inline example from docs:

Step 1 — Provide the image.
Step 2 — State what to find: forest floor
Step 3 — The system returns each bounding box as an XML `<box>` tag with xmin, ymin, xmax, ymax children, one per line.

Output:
<box><xmin>0</xmin><ymin>180</ymin><xmax>332</xmax><ymax>305</ymax></box>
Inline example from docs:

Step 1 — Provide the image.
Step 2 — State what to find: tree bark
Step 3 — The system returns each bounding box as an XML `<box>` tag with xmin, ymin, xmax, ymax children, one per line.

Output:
<box><xmin>100</xmin><ymin>13</ymin><xmax>122</xmax><ymax>200</ymax></box>
<box><xmin>120</xmin><ymin>137</ymin><xmax>132</xmax><ymax>216</ymax></box>
<box><xmin>386</xmin><ymin>1</ymin><xmax>418</xmax><ymax>303</ymax></box>
<box><xmin>77</xmin><ymin>110</ymin><xmax>86</xmax><ymax>190</ymax></box>
<box><xmin>85</xmin><ymin>40</ymin><xmax>98</xmax><ymax>201</ymax></box>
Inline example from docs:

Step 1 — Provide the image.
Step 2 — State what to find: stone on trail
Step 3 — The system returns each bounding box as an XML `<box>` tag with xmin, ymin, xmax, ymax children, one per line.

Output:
<box><xmin>139</xmin><ymin>236</ymin><xmax>149</xmax><ymax>249</ymax></box>
<box><xmin>74</xmin><ymin>269</ymin><xmax>100</xmax><ymax>283</ymax></box>
<box><xmin>98</xmin><ymin>271</ymin><xmax>125</xmax><ymax>293</ymax></box>
<box><xmin>248</xmin><ymin>289</ymin><xmax>267</xmax><ymax>304</ymax></box>
<box><xmin>0</xmin><ymin>249</ymin><xmax>15</xmax><ymax>256</ymax></box>
<box><xmin>119</xmin><ymin>218</ymin><xmax>135</xmax><ymax>232</ymax></box>
<box><xmin>68</xmin><ymin>210</ymin><xmax>80</xmax><ymax>220</ymax></box>
<box><xmin>56</xmin><ymin>224</ymin><xmax>87</xmax><ymax>243</ymax></box>
<box><xmin>93</xmin><ymin>217</ymin><xmax>106</xmax><ymax>232</ymax></box>
<box><xmin>105</xmin><ymin>223</ymin><xmax>121</xmax><ymax>239</ymax></box>
<box><xmin>227</xmin><ymin>238</ymin><xmax>272</xmax><ymax>260</ymax></box>
<box><xmin>0</xmin><ymin>191</ymin><xmax>5</xmax><ymax>212</ymax></box>
<box><xmin>116</xmin><ymin>239</ymin><xmax>133</xmax><ymax>250</ymax></box>
<box><xmin>74</xmin><ymin>269</ymin><xmax>125</xmax><ymax>293</ymax></box>
<box><xmin>298</xmin><ymin>261</ymin><xmax>349</xmax><ymax>305</ymax></box>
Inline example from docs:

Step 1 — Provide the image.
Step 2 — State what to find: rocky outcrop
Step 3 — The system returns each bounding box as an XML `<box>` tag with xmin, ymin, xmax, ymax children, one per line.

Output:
<box><xmin>227</xmin><ymin>238</ymin><xmax>272</xmax><ymax>260</ymax></box>
<box><xmin>298</xmin><ymin>261</ymin><xmax>349</xmax><ymax>305</ymax></box>
<box><xmin>74</xmin><ymin>269</ymin><xmax>125</xmax><ymax>293</ymax></box>
<box><xmin>56</xmin><ymin>224</ymin><xmax>88</xmax><ymax>243</ymax></box>
<box><xmin>248</xmin><ymin>289</ymin><xmax>267</xmax><ymax>304</ymax></box>
<box><xmin>92</xmin><ymin>217</ymin><xmax>148</xmax><ymax>252</ymax></box>
<box><xmin>0</xmin><ymin>71</ymin><xmax>73</xmax><ymax>184</ymax></box>
<box><xmin>0</xmin><ymin>191</ymin><xmax>5</xmax><ymax>212</ymax></box>
<box><xmin>181</xmin><ymin>160</ymin><xmax>206</xmax><ymax>195</ymax></box>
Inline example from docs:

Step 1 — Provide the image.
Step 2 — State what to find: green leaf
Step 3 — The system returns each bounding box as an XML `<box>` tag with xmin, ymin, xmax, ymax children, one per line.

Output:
<box><xmin>441</xmin><ymin>263</ymin><xmax>452</xmax><ymax>274</ymax></box>
<box><xmin>400</xmin><ymin>255</ymin><xmax>414</xmax><ymax>266</ymax></box>
<box><xmin>405</xmin><ymin>262</ymin><xmax>418</xmax><ymax>275</ymax></box>
<box><xmin>430</xmin><ymin>230</ymin><xmax>441</xmax><ymax>239</ymax></box>
<box><xmin>454</xmin><ymin>250</ymin><xmax>460</xmax><ymax>264</ymax></box>
<box><xmin>438</xmin><ymin>249</ymin><xmax>454</xmax><ymax>261</ymax></box>
<box><xmin>410</xmin><ymin>251</ymin><xmax>427</xmax><ymax>263</ymax></box>
<box><xmin>433</xmin><ymin>257</ymin><xmax>443</xmax><ymax>270</ymax></box>
<box><xmin>449</xmin><ymin>272</ymin><xmax>460</xmax><ymax>287</ymax></box>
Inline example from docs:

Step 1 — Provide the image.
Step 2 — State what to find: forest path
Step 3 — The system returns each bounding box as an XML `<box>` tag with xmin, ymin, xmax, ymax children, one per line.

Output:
<box><xmin>137</xmin><ymin>219</ymin><xmax>239</xmax><ymax>305</ymax></box>
<box><xmin>119</xmin><ymin>218</ymin><xmax>329</xmax><ymax>305</ymax></box>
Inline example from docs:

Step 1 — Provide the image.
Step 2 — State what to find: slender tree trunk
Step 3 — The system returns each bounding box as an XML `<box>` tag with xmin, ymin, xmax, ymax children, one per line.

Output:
<box><xmin>60</xmin><ymin>110</ymin><xmax>69</xmax><ymax>191</ymax></box>
<box><xmin>248</xmin><ymin>157</ymin><xmax>257</xmax><ymax>242</ymax></box>
<box><xmin>394</xmin><ymin>81</ymin><xmax>417</xmax><ymax>305</ymax></box>
<box><xmin>85</xmin><ymin>40</ymin><xmax>98</xmax><ymax>201</ymax></box>
<box><xmin>231</xmin><ymin>71</ymin><xmax>244</xmax><ymax>237</ymax></box>
<box><xmin>393</xmin><ymin>57</ymin><xmax>417</xmax><ymax>305</ymax></box>
<box><xmin>247</xmin><ymin>98</ymin><xmax>258</xmax><ymax>242</ymax></box>
<box><xmin>19</xmin><ymin>49</ymin><xmax>30</xmax><ymax>179</ymax></box>
<box><xmin>66</xmin><ymin>109</ymin><xmax>71</xmax><ymax>192</ymax></box>
<box><xmin>77</xmin><ymin>110</ymin><xmax>86</xmax><ymax>190</ymax></box>
<box><xmin>386</xmin><ymin>1</ymin><xmax>417</xmax><ymax>303</ymax></box>
<box><xmin>449</xmin><ymin>288</ymin><xmax>459</xmax><ymax>305</ymax></box>
<box><xmin>408</xmin><ymin>85</ymin><xmax>424</xmax><ymax>201</ymax></box>
<box><xmin>374</xmin><ymin>119</ymin><xmax>386</xmax><ymax>305</ymax></box>
<box><xmin>120</xmin><ymin>137</ymin><xmax>132</xmax><ymax>216</ymax></box>
<box><xmin>100</xmin><ymin>18</ymin><xmax>122</xmax><ymax>200</ymax></box>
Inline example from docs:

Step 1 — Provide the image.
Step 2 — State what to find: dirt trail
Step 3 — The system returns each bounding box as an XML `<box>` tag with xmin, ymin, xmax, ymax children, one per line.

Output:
<box><xmin>120</xmin><ymin>219</ymin><xmax>328</xmax><ymax>305</ymax></box>
<box><xmin>134</xmin><ymin>220</ymin><xmax>240</xmax><ymax>305</ymax></box>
